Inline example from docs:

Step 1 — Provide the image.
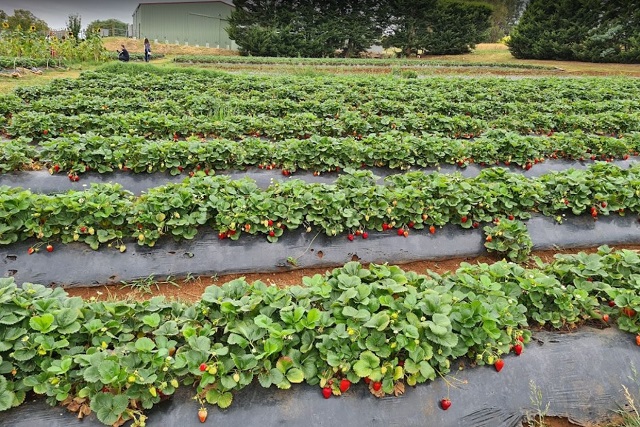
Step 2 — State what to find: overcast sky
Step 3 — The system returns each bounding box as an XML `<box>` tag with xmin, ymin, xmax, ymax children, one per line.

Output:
<box><xmin>2</xmin><ymin>0</ymin><xmax>232</xmax><ymax>30</ymax></box>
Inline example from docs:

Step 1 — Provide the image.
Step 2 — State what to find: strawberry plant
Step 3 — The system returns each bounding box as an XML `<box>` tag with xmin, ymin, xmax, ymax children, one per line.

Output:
<box><xmin>483</xmin><ymin>219</ymin><xmax>532</xmax><ymax>263</ymax></box>
<box><xmin>0</xmin><ymin>138</ymin><xmax>38</xmax><ymax>173</ymax></box>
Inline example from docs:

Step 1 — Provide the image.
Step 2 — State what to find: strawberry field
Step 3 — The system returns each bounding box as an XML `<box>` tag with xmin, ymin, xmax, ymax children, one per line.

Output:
<box><xmin>0</xmin><ymin>63</ymin><xmax>639</xmax><ymax>426</ymax></box>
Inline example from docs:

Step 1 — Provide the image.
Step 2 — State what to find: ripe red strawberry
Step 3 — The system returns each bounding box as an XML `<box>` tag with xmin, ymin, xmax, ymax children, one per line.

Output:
<box><xmin>322</xmin><ymin>387</ymin><xmax>332</xmax><ymax>399</ymax></box>
<box><xmin>198</xmin><ymin>407</ymin><xmax>208</xmax><ymax>423</ymax></box>
<box><xmin>362</xmin><ymin>231</ymin><xmax>369</xmax><ymax>239</ymax></box>
<box><xmin>494</xmin><ymin>359</ymin><xmax>504</xmax><ymax>372</ymax></box>
<box><xmin>28</xmin><ymin>247</ymin><xmax>35</xmax><ymax>255</ymax></box>
<box><xmin>623</xmin><ymin>154</ymin><xmax>630</xmax><ymax>160</ymax></box>
<box><xmin>282</xmin><ymin>169</ymin><xmax>291</xmax><ymax>176</ymax></box>
<box><xmin>372</xmin><ymin>381</ymin><xmax>382</xmax><ymax>391</ymax></box>
<box><xmin>267</xmin><ymin>219</ymin><xmax>274</xmax><ymax>227</ymax></box>
<box><xmin>269</xmin><ymin>230</ymin><xmax>275</xmax><ymax>237</ymax></box>
<box><xmin>429</xmin><ymin>225</ymin><xmax>436</xmax><ymax>234</ymax></box>
<box><xmin>46</xmin><ymin>244</ymin><xmax>53</xmax><ymax>252</ymax></box>
<box><xmin>508</xmin><ymin>215</ymin><xmax>514</xmax><ymax>220</ymax></box>
<box><xmin>53</xmin><ymin>164</ymin><xmax>60</xmax><ymax>172</ymax></box>
<box><xmin>622</xmin><ymin>307</ymin><xmax>637</xmax><ymax>318</ymax></box>
<box><xmin>440</xmin><ymin>398</ymin><xmax>452</xmax><ymax>410</ymax></box>
<box><xmin>601</xmin><ymin>202</ymin><xmax>607</xmax><ymax>208</ymax></box>
<box><xmin>472</xmin><ymin>222</ymin><xmax>479</xmax><ymax>228</ymax></box>
<box><xmin>339</xmin><ymin>379</ymin><xmax>351</xmax><ymax>393</ymax></box>
<box><xmin>347</xmin><ymin>233</ymin><xmax>354</xmax><ymax>241</ymax></box>
<box><xmin>517</xmin><ymin>336</ymin><xmax>524</xmax><ymax>342</ymax></box>
<box><xmin>525</xmin><ymin>162</ymin><xmax>532</xmax><ymax>171</ymax></box>
<box><xmin>218</xmin><ymin>232</ymin><xmax>226</xmax><ymax>240</ymax></box>
<box><xmin>363</xmin><ymin>377</ymin><xmax>371</xmax><ymax>384</ymax></box>
<box><xmin>591</xmin><ymin>210</ymin><xmax>598</xmax><ymax>218</ymax></box>
<box><xmin>461</xmin><ymin>216</ymin><xmax>468</xmax><ymax>223</ymax></box>
<box><xmin>355</xmin><ymin>229</ymin><xmax>362</xmax><ymax>236</ymax></box>
<box><xmin>514</xmin><ymin>344</ymin><xmax>523</xmax><ymax>356</ymax></box>
<box><xmin>609</xmin><ymin>300</ymin><xmax>616</xmax><ymax>307</ymax></box>
<box><xmin>408</xmin><ymin>221</ymin><xmax>415</xmax><ymax>228</ymax></box>
<box><xmin>397</xmin><ymin>229</ymin><xmax>404</xmax><ymax>236</ymax></box>
<box><xmin>199</xmin><ymin>363</ymin><xmax>207</xmax><ymax>372</ymax></box>
<box><xmin>382</xmin><ymin>223</ymin><xmax>389</xmax><ymax>231</ymax></box>
<box><xmin>43</xmin><ymin>129</ymin><xmax>49</xmax><ymax>135</ymax></box>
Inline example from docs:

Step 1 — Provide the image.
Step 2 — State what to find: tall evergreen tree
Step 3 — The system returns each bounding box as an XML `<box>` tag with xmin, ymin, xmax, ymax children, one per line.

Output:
<box><xmin>508</xmin><ymin>0</ymin><xmax>640</xmax><ymax>62</ymax></box>
<box><xmin>382</xmin><ymin>0</ymin><xmax>492</xmax><ymax>56</ymax></box>
<box><xmin>229</xmin><ymin>0</ymin><xmax>492</xmax><ymax>57</ymax></box>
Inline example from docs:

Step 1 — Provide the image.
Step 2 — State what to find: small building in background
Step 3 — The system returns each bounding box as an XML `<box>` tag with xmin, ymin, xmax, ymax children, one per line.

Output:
<box><xmin>132</xmin><ymin>0</ymin><xmax>237</xmax><ymax>49</ymax></box>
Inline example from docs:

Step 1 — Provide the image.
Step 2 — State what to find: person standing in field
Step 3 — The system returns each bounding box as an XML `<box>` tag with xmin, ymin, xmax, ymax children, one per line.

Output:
<box><xmin>144</xmin><ymin>38</ymin><xmax>151</xmax><ymax>62</ymax></box>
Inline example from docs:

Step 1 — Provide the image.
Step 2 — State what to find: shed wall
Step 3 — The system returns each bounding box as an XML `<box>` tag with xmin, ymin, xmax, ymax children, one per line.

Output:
<box><xmin>132</xmin><ymin>2</ymin><xmax>236</xmax><ymax>49</ymax></box>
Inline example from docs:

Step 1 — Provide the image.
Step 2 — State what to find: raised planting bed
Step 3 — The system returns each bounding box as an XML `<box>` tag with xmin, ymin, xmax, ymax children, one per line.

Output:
<box><xmin>0</xmin><ymin>164</ymin><xmax>639</xmax><ymax>246</ymax></box>
<box><xmin>171</xmin><ymin>54</ymin><xmax>559</xmax><ymax>70</ymax></box>
<box><xmin>1</xmin><ymin>131</ymin><xmax>639</xmax><ymax>178</ymax></box>
<box><xmin>0</xmin><ymin>248</ymin><xmax>638</xmax><ymax>426</ymax></box>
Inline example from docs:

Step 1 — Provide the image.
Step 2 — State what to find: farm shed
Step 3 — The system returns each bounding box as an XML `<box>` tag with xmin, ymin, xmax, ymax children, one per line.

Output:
<box><xmin>132</xmin><ymin>0</ymin><xmax>237</xmax><ymax>49</ymax></box>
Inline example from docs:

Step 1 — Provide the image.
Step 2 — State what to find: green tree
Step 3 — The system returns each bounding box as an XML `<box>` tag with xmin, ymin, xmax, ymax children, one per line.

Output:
<box><xmin>482</xmin><ymin>0</ymin><xmax>518</xmax><ymax>42</ymax></box>
<box><xmin>6</xmin><ymin>9</ymin><xmax>49</xmax><ymax>32</ymax></box>
<box><xmin>508</xmin><ymin>0</ymin><xmax>640</xmax><ymax>62</ymax></box>
<box><xmin>382</xmin><ymin>0</ymin><xmax>492</xmax><ymax>56</ymax></box>
<box><xmin>315</xmin><ymin>0</ymin><xmax>388</xmax><ymax>57</ymax></box>
<box><xmin>86</xmin><ymin>19</ymin><xmax>128</xmax><ymax>37</ymax></box>
<box><xmin>67</xmin><ymin>14</ymin><xmax>81</xmax><ymax>41</ymax></box>
<box><xmin>228</xmin><ymin>0</ymin><xmax>386</xmax><ymax>57</ymax></box>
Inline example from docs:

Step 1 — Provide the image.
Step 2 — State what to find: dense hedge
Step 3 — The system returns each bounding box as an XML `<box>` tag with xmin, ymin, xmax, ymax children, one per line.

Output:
<box><xmin>508</xmin><ymin>0</ymin><xmax>640</xmax><ymax>63</ymax></box>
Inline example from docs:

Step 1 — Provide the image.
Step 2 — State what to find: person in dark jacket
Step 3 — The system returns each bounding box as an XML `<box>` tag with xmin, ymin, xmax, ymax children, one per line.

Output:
<box><xmin>117</xmin><ymin>45</ymin><xmax>130</xmax><ymax>62</ymax></box>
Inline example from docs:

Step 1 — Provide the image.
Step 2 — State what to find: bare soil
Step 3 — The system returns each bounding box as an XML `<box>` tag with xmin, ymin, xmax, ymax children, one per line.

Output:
<box><xmin>63</xmin><ymin>244</ymin><xmax>640</xmax><ymax>303</ymax></box>
<box><xmin>102</xmin><ymin>37</ymin><xmax>237</xmax><ymax>57</ymax></box>
<box><xmin>522</xmin><ymin>415</ymin><xmax>627</xmax><ymax>427</ymax></box>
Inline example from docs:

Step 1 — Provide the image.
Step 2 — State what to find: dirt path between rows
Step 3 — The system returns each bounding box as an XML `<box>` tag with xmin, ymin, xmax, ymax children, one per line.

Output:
<box><xmin>63</xmin><ymin>244</ymin><xmax>640</xmax><ymax>303</ymax></box>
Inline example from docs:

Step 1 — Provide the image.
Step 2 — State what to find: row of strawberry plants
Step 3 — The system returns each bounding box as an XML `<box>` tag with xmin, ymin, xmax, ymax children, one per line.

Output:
<box><xmin>1</xmin><ymin>163</ymin><xmax>638</xmax><ymax>249</ymax></box>
<box><xmin>7</xmin><ymin>109</ymin><xmax>640</xmax><ymax>142</ymax></box>
<box><xmin>0</xmin><ymin>247</ymin><xmax>637</xmax><ymax>425</ymax></box>
<box><xmin>2</xmin><ymin>130</ymin><xmax>637</xmax><ymax>176</ymax></box>
<box><xmin>8</xmin><ymin>68</ymin><xmax>640</xmax><ymax>107</ymax></box>
<box><xmin>172</xmin><ymin>54</ymin><xmax>557</xmax><ymax>69</ymax></box>
<box><xmin>6</xmin><ymin>91</ymin><xmax>640</xmax><ymax>121</ymax></box>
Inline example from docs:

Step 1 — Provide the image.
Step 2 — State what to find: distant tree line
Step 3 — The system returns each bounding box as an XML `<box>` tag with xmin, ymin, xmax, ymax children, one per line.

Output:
<box><xmin>509</xmin><ymin>0</ymin><xmax>640</xmax><ymax>63</ymax></box>
<box><xmin>228</xmin><ymin>0</ymin><xmax>496</xmax><ymax>57</ymax></box>
<box><xmin>0</xmin><ymin>9</ymin><xmax>48</xmax><ymax>32</ymax></box>
<box><xmin>86</xmin><ymin>19</ymin><xmax>129</xmax><ymax>37</ymax></box>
